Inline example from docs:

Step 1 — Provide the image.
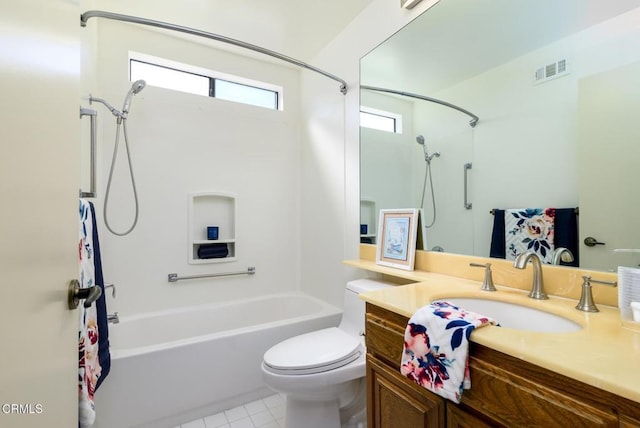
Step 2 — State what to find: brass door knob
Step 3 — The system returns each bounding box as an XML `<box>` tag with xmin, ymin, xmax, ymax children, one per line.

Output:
<box><xmin>68</xmin><ymin>280</ymin><xmax>102</xmax><ymax>310</ymax></box>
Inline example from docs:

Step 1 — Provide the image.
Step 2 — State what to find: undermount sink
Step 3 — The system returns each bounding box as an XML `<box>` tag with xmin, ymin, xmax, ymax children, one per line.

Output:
<box><xmin>433</xmin><ymin>298</ymin><xmax>583</xmax><ymax>333</ymax></box>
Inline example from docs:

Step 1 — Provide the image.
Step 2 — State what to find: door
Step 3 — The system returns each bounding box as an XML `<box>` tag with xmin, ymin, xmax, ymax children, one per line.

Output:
<box><xmin>0</xmin><ymin>1</ymin><xmax>80</xmax><ymax>427</ymax></box>
<box><xmin>578</xmin><ymin>61</ymin><xmax>640</xmax><ymax>271</ymax></box>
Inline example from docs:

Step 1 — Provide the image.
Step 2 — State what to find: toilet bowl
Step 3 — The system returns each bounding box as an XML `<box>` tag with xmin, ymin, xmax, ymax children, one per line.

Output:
<box><xmin>261</xmin><ymin>279</ymin><xmax>392</xmax><ymax>428</ymax></box>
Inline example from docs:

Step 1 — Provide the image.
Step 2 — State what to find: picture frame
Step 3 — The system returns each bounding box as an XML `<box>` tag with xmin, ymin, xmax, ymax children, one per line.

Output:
<box><xmin>376</xmin><ymin>209</ymin><xmax>419</xmax><ymax>271</ymax></box>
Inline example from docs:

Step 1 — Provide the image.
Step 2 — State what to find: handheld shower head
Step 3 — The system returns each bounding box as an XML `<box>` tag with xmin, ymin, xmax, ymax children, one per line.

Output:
<box><xmin>130</xmin><ymin>79</ymin><xmax>146</xmax><ymax>95</ymax></box>
<box><xmin>415</xmin><ymin>134</ymin><xmax>441</xmax><ymax>163</ymax></box>
<box><xmin>122</xmin><ymin>80</ymin><xmax>146</xmax><ymax>114</ymax></box>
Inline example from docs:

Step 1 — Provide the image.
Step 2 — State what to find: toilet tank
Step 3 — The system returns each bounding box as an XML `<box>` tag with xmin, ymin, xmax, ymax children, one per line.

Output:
<box><xmin>338</xmin><ymin>278</ymin><xmax>394</xmax><ymax>338</ymax></box>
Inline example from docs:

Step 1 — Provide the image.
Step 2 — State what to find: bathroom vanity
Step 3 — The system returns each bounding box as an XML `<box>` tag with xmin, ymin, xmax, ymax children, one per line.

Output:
<box><xmin>347</xmin><ymin>246</ymin><xmax>640</xmax><ymax>428</ymax></box>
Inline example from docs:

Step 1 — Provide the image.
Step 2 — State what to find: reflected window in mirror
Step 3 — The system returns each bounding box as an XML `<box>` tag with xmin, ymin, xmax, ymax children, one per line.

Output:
<box><xmin>360</xmin><ymin>106</ymin><xmax>403</xmax><ymax>134</ymax></box>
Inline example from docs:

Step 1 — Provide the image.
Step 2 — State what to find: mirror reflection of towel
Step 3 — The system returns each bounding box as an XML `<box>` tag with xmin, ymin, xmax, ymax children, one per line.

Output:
<box><xmin>490</xmin><ymin>208</ymin><xmax>578</xmax><ymax>266</ymax></box>
<box><xmin>505</xmin><ymin>208</ymin><xmax>556</xmax><ymax>263</ymax></box>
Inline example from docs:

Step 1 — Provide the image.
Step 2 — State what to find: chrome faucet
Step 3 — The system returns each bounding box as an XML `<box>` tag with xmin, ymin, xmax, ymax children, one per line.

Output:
<box><xmin>513</xmin><ymin>251</ymin><xmax>548</xmax><ymax>300</ymax></box>
<box><xmin>469</xmin><ymin>262</ymin><xmax>496</xmax><ymax>291</ymax></box>
<box><xmin>552</xmin><ymin>247</ymin><xmax>574</xmax><ymax>265</ymax></box>
<box><xmin>575</xmin><ymin>275</ymin><xmax>617</xmax><ymax>312</ymax></box>
<box><xmin>107</xmin><ymin>312</ymin><xmax>120</xmax><ymax>324</ymax></box>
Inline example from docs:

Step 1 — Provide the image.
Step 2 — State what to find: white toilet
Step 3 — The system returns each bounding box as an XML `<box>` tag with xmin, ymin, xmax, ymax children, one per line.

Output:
<box><xmin>261</xmin><ymin>279</ymin><xmax>392</xmax><ymax>428</ymax></box>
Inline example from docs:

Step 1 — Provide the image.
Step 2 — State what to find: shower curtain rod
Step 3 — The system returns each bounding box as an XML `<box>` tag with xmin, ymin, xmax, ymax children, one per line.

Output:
<box><xmin>361</xmin><ymin>85</ymin><xmax>479</xmax><ymax>127</ymax></box>
<box><xmin>80</xmin><ymin>10</ymin><xmax>348</xmax><ymax>95</ymax></box>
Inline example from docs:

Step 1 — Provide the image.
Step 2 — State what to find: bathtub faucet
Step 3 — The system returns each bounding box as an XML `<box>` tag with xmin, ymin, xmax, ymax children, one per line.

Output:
<box><xmin>107</xmin><ymin>312</ymin><xmax>120</xmax><ymax>324</ymax></box>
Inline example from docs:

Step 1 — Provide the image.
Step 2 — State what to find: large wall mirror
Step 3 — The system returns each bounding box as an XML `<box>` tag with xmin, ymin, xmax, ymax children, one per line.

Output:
<box><xmin>360</xmin><ymin>0</ymin><xmax>640</xmax><ymax>272</ymax></box>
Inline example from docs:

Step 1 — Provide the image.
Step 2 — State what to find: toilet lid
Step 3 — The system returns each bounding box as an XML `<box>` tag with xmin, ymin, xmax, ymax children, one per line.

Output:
<box><xmin>263</xmin><ymin>327</ymin><xmax>362</xmax><ymax>375</ymax></box>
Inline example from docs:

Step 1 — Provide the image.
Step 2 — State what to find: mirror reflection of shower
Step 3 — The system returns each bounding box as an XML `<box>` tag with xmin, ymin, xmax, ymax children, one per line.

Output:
<box><xmin>416</xmin><ymin>134</ymin><xmax>440</xmax><ymax>228</ymax></box>
<box><xmin>89</xmin><ymin>80</ymin><xmax>146</xmax><ymax>236</ymax></box>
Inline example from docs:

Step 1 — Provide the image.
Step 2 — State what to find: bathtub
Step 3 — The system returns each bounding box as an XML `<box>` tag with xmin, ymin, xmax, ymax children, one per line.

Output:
<box><xmin>94</xmin><ymin>292</ymin><xmax>342</xmax><ymax>428</ymax></box>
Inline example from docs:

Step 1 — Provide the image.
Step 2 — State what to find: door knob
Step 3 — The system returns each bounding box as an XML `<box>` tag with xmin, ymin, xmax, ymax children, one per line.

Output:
<box><xmin>68</xmin><ymin>280</ymin><xmax>102</xmax><ymax>310</ymax></box>
<box><xmin>584</xmin><ymin>237</ymin><xmax>606</xmax><ymax>247</ymax></box>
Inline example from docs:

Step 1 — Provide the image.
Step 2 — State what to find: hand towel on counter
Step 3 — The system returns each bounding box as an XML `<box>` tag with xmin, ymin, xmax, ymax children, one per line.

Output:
<box><xmin>78</xmin><ymin>199</ymin><xmax>110</xmax><ymax>427</ymax></box>
<box><xmin>197</xmin><ymin>243</ymin><xmax>229</xmax><ymax>259</ymax></box>
<box><xmin>505</xmin><ymin>208</ymin><xmax>555</xmax><ymax>263</ymax></box>
<box><xmin>400</xmin><ymin>301</ymin><xmax>498</xmax><ymax>403</ymax></box>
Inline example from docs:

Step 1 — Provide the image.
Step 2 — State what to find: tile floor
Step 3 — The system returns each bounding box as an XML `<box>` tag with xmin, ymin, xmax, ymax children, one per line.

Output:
<box><xmin>174</xmin><ymin>394</ymin><xmax>286</xmax><ymax>428</ymax></box>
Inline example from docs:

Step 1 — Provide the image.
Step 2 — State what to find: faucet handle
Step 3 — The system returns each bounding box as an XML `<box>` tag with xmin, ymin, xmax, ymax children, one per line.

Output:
<box><xmin>470</xmin><ymin>263</ymin><xmax>497</xmax><ymax>292</ymax></box>
<box><xmin>575</xmin><ymin>275</ymin><xmax>617</xmax><ymax>312</ymax></box>
<box><xmin>104</xmin><ymin>283</ymin><xmax>116</xmax><ymax>299</ymax></box>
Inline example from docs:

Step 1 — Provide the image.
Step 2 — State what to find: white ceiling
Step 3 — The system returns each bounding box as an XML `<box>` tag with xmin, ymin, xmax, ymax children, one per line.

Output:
<box><xmin>361</xmin><ymin>0</ymin><xmax>640</xmax><ymax>94</ymax></box>
<box><xmin>92</xmin><ymin>0</ymin><xmax>373</xmax><ymax>62</ymax></box>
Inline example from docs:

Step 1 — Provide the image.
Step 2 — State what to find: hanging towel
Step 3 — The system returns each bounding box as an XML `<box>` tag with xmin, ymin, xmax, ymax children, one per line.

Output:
<box><xmin>554</xmin><ymin>208</ymin><xmax>579</xmax><ymax>267</ymax></box>
<box><xmin>505</xmin><ymin>208</ymin><xmax>555</xmax><ymax>263</ymax></box>
<box><xmin>489</xmin><ymin>209</ymin><xmax>506</xmax><ymax>259</ymax></box>
<box><xmin>89</xmin><ymin>203</ymin><xmax>111</xmax><ymax>389</ymax></box>
<box><xmin>490</xmin><ymin>208</ymin><xmax>579</xmax><ymax>266</ymax></box>
<box><xmin>400</xmin><ymin>301</ymin><xmax>498</xmax><ymax>403</ymax></box>
<box><xmin>78</xmin><ymin>200</ymin><xmax>110</xmax><ymax>427</ymax></box>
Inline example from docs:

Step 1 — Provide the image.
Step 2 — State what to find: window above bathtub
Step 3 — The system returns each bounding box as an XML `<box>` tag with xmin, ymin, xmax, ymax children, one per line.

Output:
<box><xmin>129</xmin><ymin>52</ymin><xmax>283</xmax><ymax>110</ymax></box>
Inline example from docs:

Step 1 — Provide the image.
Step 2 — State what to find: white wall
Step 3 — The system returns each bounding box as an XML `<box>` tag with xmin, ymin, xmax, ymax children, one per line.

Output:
<box><xmin>299</xmin><ymin>1</ymin><xmax>438</xmax><ymax>306</ymax></box>
<box><xmin>90</xmin><ymin>20</ymin><xmax>303</xmax><ymax>314</ymax></box>
<box><xmin>360</xmin><ymin>91</ymin><xmax>416</xmax><ymax>233</ymax></box>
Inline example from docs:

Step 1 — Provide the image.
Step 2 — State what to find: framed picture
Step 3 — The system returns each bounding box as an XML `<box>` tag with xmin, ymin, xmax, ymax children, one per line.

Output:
<box><xmin>376</xmin><ymin>209</ymin><xmax>419</xmax><ymax>271</ymax></box>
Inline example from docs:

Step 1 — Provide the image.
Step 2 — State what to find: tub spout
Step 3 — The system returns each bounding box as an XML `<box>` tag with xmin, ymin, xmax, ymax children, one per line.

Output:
<box><xmin>107</xmin><ymin>312</ymin><xmax>120</xmax><ymax>324</ymax></box>
<box><xmin>513</xmin><ymin>251</ymin><xmax>548</xmax><ymax>300</ymax></box>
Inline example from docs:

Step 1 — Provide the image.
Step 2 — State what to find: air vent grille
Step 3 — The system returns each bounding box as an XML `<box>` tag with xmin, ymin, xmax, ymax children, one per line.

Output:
<box><xmin>534</xmin><ymin>58</ymin><xmax>570</xmax><ymax>85</ymax></box>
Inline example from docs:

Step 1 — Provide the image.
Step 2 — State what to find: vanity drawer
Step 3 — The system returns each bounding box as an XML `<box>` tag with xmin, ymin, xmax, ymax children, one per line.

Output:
<box><xmin>365</xmin><ymin>303</ymin><xmax>407</xmax><ymax>367</ymax></box>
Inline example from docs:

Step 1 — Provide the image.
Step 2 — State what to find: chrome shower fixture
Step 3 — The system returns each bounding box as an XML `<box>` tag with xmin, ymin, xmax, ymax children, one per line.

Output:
<box><xmin>90</xmin><ymin>79</ymin><xmax>146</xmax><ymax>122</ymax></box>
<box><xmin>122</xmin><ymin>80</ymin><xmax>146</xmax><ymax>114</ymax></box>
<box><xmin>415</xmin><ymin>135</ymin><xmax>440</xmax><ymax>163</ymax></box>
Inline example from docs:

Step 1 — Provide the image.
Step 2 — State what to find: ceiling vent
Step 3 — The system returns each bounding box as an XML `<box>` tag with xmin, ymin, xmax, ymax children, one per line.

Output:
<box><xmin>534</xmin><ymin>59</ymin><xmax>570</xmax><ymax>85</ymax></box>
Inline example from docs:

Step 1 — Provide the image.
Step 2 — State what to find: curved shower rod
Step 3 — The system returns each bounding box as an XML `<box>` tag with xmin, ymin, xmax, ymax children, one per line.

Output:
<box><xmin>80</xmin><ymin>10</ymin><xmax>348</xmax><ymax>95</ymax></box>
<box><xmin>361</xmin><ymin>85</ymin><xmax>479</xmax><ymax>127</ymax></box>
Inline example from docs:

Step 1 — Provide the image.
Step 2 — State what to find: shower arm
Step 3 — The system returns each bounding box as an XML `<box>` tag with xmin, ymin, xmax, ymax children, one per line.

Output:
<box><xmin>361</xmin><ymin>85</ymin><xmax>479</xmax><ymax>128</ymax></box>
<box><xmin>80</xmin><ymin>10</ymin><xmax>348</xmax><ymax>95</ymax></box>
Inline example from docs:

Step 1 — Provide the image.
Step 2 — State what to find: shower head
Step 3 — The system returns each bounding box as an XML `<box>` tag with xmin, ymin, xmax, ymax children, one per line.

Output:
<box><xmin>122</xmin><ymin>80</ymin><xmax>146</xmax><ymax>114</ymax></box>
<box><xmin>130</xmin><ymin>79</ymin><xmax>146</xmax><ymax>95</ymax></box>
<box><xmin>415</xmin><ymin>134</ymin><xmax>441</xmax><ymax>163</ymax></box>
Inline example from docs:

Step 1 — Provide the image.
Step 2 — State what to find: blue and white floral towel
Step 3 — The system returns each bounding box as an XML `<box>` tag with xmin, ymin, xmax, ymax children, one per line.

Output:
<box><xmin>400</xmin><ymin>302</ymin><xmax>498</xmax><ymax>403</ymax></box>
<box><xmin>505</xmin><ymin>208</ymin><xmax>556</xmax><ymax>263</ymax></box>
<box><xmin>78</xmin><ymin>199</ymin><xmax>102</xmax><ymax>427</ymax></box>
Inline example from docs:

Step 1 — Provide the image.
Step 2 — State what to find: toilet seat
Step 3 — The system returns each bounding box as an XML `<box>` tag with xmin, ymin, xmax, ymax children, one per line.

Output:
<box><xmin>263</xmin><ymin>327</ymin><xmax>362</xmax><ymax>375</ymax></box>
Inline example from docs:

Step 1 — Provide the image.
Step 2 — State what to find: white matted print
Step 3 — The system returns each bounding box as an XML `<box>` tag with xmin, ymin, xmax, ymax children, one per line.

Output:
<box><xmin>376</xmin><ymin>209</ymin><xmax>419</xmax><ymax>271</ymax></box>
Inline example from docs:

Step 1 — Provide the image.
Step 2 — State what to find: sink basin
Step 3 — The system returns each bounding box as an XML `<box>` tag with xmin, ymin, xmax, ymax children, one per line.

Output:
<box><xmin>433</xmin><ymin>298</ymin><xmax>583</xmax><ymax>333</ymax></box>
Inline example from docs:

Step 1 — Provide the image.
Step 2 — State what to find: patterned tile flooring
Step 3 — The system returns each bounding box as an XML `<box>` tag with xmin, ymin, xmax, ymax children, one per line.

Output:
<box><xmin>174</xmin><ymin>394</ymin><xmax>286</xmax><ymax>428</ymax></box>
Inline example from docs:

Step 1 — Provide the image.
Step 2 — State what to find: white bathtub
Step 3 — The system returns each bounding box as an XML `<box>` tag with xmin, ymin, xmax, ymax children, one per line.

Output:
<box><xmin>94</xmin><ymin>292</ymin><xmax>342</xmax><ymax>428</ymax></box>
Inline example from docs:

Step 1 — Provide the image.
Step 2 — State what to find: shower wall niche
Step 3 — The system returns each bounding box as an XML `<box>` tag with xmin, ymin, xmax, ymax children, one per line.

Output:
<box><xmin>188</xmin><ymin>192</ymin><xmax>236</xmax><ymax>264</ymax></box>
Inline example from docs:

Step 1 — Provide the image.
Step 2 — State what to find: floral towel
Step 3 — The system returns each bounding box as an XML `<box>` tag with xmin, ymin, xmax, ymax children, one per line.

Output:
<box><xmin>505</xmin><ymin>208</ymin><xmax>556</xmax><ymax>263</ymax></box>
<box><xmin>400</xmin><ymin>302</ymin><xmax>498</xmax><ymax>403</ymax></box>
<box><xmin>78</xmin><ymin>200</ymin><xmax>102</xmax><ymax>427</ymax></box>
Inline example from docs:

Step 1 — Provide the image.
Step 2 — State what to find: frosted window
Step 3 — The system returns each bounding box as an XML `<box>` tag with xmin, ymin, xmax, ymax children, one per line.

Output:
<box><xmin>130</xmin><ymin>60</ymin><xmax>209</xmax><ymax>96</ymax></box>
<box><xmin>215</xmin><ymin>79</ymin><xmax>278</xmax><ymax>110</ymax></box>
<box><xmin>129</xmin><ymin>57</ymin><xmax>281</xmax><ymax>110</ymax></box>
<box><xmin>360</xmin><ymin>111</ymin><xmax>397</xmax><ymax>133</ymax></box>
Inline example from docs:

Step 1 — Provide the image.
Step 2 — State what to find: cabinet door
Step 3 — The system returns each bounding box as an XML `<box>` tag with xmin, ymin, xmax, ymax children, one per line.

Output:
<box><xmin>447</xmin><ymin>405</ymin><xmax>492</xmax><ymax>428</ymax></box>
<box><xmin>367</xmin><ymin>355</ymin><xmax>445</xmax><ymax>428</ymax></box>
<box><xmin>620</xmin><ymin>415</ymin><xmax>640</xmax><ymax>428</ymax></box>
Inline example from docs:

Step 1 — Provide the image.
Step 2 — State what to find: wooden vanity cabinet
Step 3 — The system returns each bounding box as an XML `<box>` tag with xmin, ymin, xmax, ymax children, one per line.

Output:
<box><xmin>365</xmin><ymin>303</ymin><xmax>640</xmax><ymax>428</ymax></box>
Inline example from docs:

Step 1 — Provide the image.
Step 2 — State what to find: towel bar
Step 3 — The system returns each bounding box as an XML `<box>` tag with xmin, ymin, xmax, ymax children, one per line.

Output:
<box><xmin>168</xmin><ymin>267</ymin><xmax>256</xmax><ymax>283</ymax></box>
